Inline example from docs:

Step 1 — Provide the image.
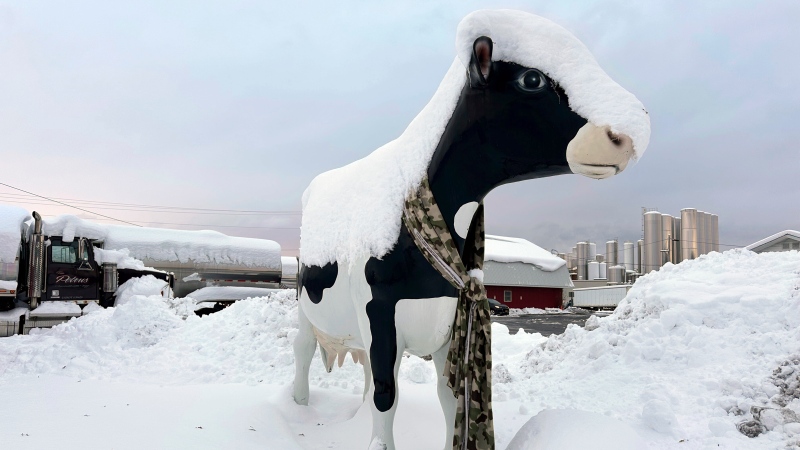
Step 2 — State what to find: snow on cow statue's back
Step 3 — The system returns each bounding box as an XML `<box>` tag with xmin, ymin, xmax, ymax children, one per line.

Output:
<box><xmin>293</xmin><ymin>9</ymin><xmax>650</xmax><ymax>450</ymax></box>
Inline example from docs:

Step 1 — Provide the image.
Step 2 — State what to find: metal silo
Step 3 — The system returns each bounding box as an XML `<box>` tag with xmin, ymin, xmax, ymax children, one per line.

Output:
<box><xmin>680</xmin><ymin>208</ymin><xmax>698</xmax><ymax>261</ymax></box>
<box><xmin>711</xmin><ymin>214</ymin><xmax>719</xmax><ymax>252</ymax></box>
<box><xmin>606</xmin><ymin>240</ymin><xmax>618</xmax><ymax>266</ymax></box>
<box><xmin>673</xmin><ymin>217</ymin><xmax>682</xmax><ymax>264</ymax></box>
<box><xmin>576</xmin><ymin>242</ymin><xmax>588</xmax><ymax>280</ymax></box>
<box><xmin>623</xmin><ymin>241</ymin><xmax>635</xmax><ymax>272</ymax></box>
<box><xmin>587</xmin><ymin>261</ymin><xmax>600</xmax><ymax>281</ymax></box>
<box><xmin>661</xmin><ymin>214</ymin><xmax>675</xmax><ymax>265</ymax></box>
<box><xmin>588</xmin><ymin>242</ymin><xmax>597</xmax><ymax>261</ymax></box>
<box><xmin>643</xmin><ymin>211</ymin><xmax>663</xmax><ymax>273</ymax></box>
<box><xmin>608</xmin><ymin>265</ymin><xmax>626</xmax><ymax>284</ymax></box>
<box><xmin>697</xmin><ymin>211</ymin><xmax>708</xmax><ymax>255</ymax></box>
<box><xmin>599</xmin><ymin>261</ymin><xmax>607</xmax><ymax>279</ymax></box>
<box><xmin>704</xmin><ymin>213</ymin><xmax>713</xmax><ymax>255</ymax></box>
<box><xmin>637</xmin><ymin>239</ymin><xmax>643</xmax><ymax>273</ymax></box>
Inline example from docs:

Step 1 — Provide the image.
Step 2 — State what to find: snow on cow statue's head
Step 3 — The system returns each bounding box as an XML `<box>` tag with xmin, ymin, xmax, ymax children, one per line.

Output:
<box><xmin>431</xmin><ymin>35</ymin><xmax>635</xmax><ymax>184</ymax></box>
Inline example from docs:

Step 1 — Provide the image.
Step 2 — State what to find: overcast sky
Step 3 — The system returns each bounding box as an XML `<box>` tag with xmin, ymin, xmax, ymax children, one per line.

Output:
<box><xmin>1</xmin><ymin>0</ymin><xmax>798</xmax><ymax>256</ymax></box>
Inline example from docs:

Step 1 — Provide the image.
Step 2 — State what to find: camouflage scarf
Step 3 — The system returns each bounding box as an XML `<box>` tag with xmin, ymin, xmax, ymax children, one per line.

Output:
<box><xmin>402</xmin><ymin>177</ymin><xmax>494</xmax><ymax>450</ymax></box>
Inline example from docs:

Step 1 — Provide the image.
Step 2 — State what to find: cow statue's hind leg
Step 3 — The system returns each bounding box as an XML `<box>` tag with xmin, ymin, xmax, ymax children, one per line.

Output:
<box><xmin>293</xmin><ymin>304</ymin><xmax>317</xmax><ymax>405</ymax></box>
<box><xmin>432</xmin><ymin>342</ymin><xmax>456</xmax><ymax>450</ymax></box>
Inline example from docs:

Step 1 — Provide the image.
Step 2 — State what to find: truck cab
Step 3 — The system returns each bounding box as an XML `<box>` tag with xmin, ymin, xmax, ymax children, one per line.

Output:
<box><xmin>44</xmin><ymin>237</ymin><xmax>101</xmax><ymax>304</ymax></box>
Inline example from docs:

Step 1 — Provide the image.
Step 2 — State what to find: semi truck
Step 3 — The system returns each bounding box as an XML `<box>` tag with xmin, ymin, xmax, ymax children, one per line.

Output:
<box><xmin>0</xmin><ymin>207</ymin><xmax>283</xmax><ymax>336</ymax></box>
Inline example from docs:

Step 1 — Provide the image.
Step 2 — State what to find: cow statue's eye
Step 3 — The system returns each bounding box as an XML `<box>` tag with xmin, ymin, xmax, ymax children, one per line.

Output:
<box><xmin>518</xmin><ymin>69</ymin><xmax>547</xmax><ymax>92</ymax></box>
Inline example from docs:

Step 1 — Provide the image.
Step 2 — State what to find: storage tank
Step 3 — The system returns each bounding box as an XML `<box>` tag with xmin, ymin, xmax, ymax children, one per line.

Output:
<box><xmin>661</xmin><ymin>214</ymin><xmax>675</xmax><ymax>266</ymax></box>
<box><xmin>595</xmin><ymin>254</ymin><xmax>604</xmax><ymax>263</ymax></box>
<box><xmin>703</xmin><ymin>213</ymin><xmax>712</xmax><ymax>255</ymax></box>
<box><xmin>711</xmin><ymin>214</ymin><xmax>719</xmax><ymax>252</ymax></box>
<box><xmin>576</xmin><ymin>242</ymin><xmax>588</xmax><ymax>280</ymax></box>
<box><xmin>680</xmin><ymin>208</ymin><xmax>698</xmax><ymax>261</ymax></box>
<box><xmin>624</xmin><ymin>241</ymin><xmax>635</xmax><ymax>272</ymax></box>
<box><xmin>605</xmin><ymin>240</ymin><xmax>618</xmax><ymax>266</ymax></box>
<box><xmin>672</xmin><ymin>217</ymin><xmax>682</xmax><ymax>264</ymax></box>
<box><xmin>608</xmin><ymin>265</ymin><xmax>626</xmax><ymax>284</ymax></box>
<box><xmin>599</xmin><ymin>261</ymin><xmax>607</xmax><ymax>279</ymax></box>
<box><xmin>587</xmin><ymin>261</ymin><xmax>600</xmax><ymax>281</ymax></box>
<box><xmin>697</xmin><ymin>211</ymin><xmax>707</xmax><ymax>255</ymax></box>
<box><xmin>643</xmin><ymin>211</ymin><xmax>663</xmax><ymax>273</ymax></box>
<box><xmin>588</xmin><ymin>242</ymin><xmax>597</xmax><ymax>261</ymax></box>
<box><xmin>636</xmin><ymin>239</ymin><xmax>643</xmax><ymax>273</ymax></box>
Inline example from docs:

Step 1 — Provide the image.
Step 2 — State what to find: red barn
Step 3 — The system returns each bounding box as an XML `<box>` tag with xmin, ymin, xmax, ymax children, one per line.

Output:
<box><xmin>483</xmin><ymin>235</ymin><xmax>573</xmax><ymax>310</ymax></box>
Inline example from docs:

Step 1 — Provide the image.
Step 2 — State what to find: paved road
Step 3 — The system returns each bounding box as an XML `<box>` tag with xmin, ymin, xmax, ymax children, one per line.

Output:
<box><xmin>491</xmin><ymin>311</ymin><xmax>611</xmax><ymax>336</ymax></box>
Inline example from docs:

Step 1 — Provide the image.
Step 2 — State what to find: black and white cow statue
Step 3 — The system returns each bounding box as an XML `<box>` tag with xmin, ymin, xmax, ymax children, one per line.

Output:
<box><xmin>293</xmin><ymin>10</ymin><xmax>650</xmax><ymax>450</ymax></box>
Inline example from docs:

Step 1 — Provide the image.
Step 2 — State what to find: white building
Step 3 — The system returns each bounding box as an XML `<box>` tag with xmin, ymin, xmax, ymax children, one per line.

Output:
<box><xmin>745</xmin><ymin>230</ymin><xmax>800</xmax><ymax>253</ymax></box>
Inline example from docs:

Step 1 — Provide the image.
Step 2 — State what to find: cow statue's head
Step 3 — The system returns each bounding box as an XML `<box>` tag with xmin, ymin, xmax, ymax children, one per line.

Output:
<box><xmin>433</xmin><ymin>10</ymin><xmax>650</xmax><ymax>186</ymax></box>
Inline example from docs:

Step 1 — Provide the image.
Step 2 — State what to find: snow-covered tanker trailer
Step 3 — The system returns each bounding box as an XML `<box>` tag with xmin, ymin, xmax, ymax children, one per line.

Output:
<box><xmin>0</xmin><ymin>206</ymin><xmax>282</xmax><ymax>336</ymax></box>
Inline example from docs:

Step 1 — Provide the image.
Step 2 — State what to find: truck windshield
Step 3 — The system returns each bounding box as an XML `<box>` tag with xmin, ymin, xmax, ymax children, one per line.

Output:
<box><xmin>52</xmin><ymin>245</ymin><xmax>77</xmax><ymax>264</ymax></box>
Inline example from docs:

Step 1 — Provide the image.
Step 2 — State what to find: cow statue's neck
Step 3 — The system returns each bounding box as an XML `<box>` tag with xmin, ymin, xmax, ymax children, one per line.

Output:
<box><xmin>427</xmin><ymin>61</ymin><xmax>588</xmax><ymax>257</ymax></box>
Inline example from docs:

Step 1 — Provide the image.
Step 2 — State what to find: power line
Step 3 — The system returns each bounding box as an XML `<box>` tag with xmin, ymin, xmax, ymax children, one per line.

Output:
<box><xmin>47</xmin><ymin>215</ymin><xmax>300</xmax><ymax>230</ymax></box>
<box><xmin>0</xmin><ymin>191</ymin><xmax>300</xmax><ymax>215</ymax></box>
<box><xmin>0</xmin><ymin>182</ymin><xmax>142</xmax><ymax>227</ymax></box>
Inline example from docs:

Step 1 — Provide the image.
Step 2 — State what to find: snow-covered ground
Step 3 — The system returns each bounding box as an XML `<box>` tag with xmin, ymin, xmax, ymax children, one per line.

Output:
<box><xmin>0</xmin><ymin>249</ymin><xmax>798</xmax><ymax>449</ymax></box>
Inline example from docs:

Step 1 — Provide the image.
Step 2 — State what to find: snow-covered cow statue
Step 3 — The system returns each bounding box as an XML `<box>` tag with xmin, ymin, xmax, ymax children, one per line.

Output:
<box><xmin>293</xmin><ymin>10</ymin><xmax>650</xmax><ymax>450</ymax></box>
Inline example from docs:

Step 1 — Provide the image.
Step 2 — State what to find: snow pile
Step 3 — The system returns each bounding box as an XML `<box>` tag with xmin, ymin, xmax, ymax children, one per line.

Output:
<box><xmin>300</xmin><ymin>10</ymin><xmax>650</xmax><ymax>268</ymax></box>
<box><xmin>187</xmin><ymin>286</ymin><xmax>283</xmax><ymax>304</ymax></box>
<box><xmin>93</xmin><ymin>247</ymin><xmax>152</xmax><ymax>271</ymax></box>
<box><xmin>514</xmin><ymin>249</ymin><xmax>800</xmax><ymax>447</ymax></box>
<box><xmin>485</xmin><ymin>235</ymin><xmax>565</xmax><ymax>271</ymax></box>
<box><xmin>506</xmin><ymin>409</ymin><xmax>646</xmax><ymax>450</ymax></box>
<box><xmin>42</xmin><ymin>214</ymin><xmax>281</xmax><ymax>269</ymax></box>
<box><xmin>509</xmin><ymin>307</ymin><xmax>565</xmax><ymax>316</ymax></box>
<box><xmin>113</xmin><ymin>275</ymin><xmax>171</xmax><ymax>306</ymax></box>
<box><xmin>0</xmin><ymin>205</ymin><xmax>30</xmax><ymax>263</ymax></box>
<box><xmin>0</xmin><ymin>283</ymin><xmax>361</xmax><ymax>387</ymax></box>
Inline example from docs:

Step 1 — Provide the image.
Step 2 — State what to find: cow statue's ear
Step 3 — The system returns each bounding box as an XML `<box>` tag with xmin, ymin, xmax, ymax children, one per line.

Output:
<box><xmin>469</xmin><ymin>36</ymin><xmax>493</xmax><ymax>87</ymax></box>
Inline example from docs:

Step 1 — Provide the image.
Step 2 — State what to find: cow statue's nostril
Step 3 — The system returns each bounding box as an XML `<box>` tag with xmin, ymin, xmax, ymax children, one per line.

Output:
<box><xmin>606</xmin><ymin>129</ymin><xmax>623</xmax><ymax>146</ymax></box>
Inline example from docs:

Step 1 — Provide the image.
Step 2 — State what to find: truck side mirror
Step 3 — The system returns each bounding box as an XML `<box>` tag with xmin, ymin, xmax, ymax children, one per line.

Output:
<box><xmin>77</xmin><ymin>238</ymin><xmax>93</xmax><ymax>271</ymax></box>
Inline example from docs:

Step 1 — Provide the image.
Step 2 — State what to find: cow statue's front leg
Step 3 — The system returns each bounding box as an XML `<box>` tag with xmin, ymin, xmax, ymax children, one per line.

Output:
<box><xmin>432</xmin><ymin>341</ymin><xmax>456</xmax><ymax>450</ymax></box>
<box><xmin>293</xmin><ymin>304</ymin><xmax>317</xmax><ymax>405</ymax></box>
<box><xmin>364</xmin><ymin>299</ymin><xmax>404</xmax><ymax>450</ymax></box>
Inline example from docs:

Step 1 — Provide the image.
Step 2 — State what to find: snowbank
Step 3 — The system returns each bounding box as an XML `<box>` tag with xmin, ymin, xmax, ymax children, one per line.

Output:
<box><xmin>0</xmin><ymin>282</ymin><xmax>350</xmax><ymax>386</ymax></box>
<box><xmin>0</xmin><ymin>205</ymin><xmax>30</xmax><ymax>263</ymax></box>
<box><xmin>41</xmin><ymin>214</ymin><xmax>281</xmax><ymax>269</ymax></box>
<box><xmin>485</xmin><ymin>235</ymin><xmax>565</xmax><ymax>271</ymax></box>
<box><xmin>187</xmin><ymin>286</ymin><xmax>284</xmax><ymax>303</ymax></box>
<box><xmin>300</xmin><ymin>10</ymin><xmax>650</xmax><ymax>268</ymax></box>
<box><xmin>515</xmin><ymin>249</ymin><xmax>800</xmax><ymax>447</ymax></box>
<box><xmin>506</xmin><ymin>409</ymin><xmax>646</xmax><ymax>450</ymax></box>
